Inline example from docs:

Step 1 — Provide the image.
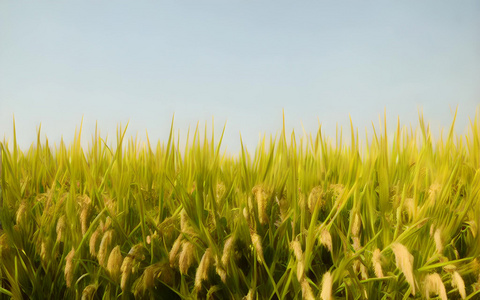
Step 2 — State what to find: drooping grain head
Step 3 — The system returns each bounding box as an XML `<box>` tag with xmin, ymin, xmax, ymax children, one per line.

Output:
<box><xmin>120</xmin><ymin>256</ymin><xmax>133</xmax><ymax>291</ymax></box>
<box><xmin>39</xmin><ymin>239</ymin><xmax>52</xmax><ymax>264</ymax></box>
<box><xmin>250</xmin><ymin>233</ymin><xmax>264</xmax><ymax>263</ymax></box>
<box><xmin>434</xmin><ymin>229</ymin><xmax>443</xmax><ymax>254</ymax></box>
<box><xmin>98</xmin><ymin>229</ymin><xmax>114</xmax><ymax>267</ymax></box>
<box><xmin>169</xmin><ymin>235</ymin><xmax>183</xmax><ymax>267</ymax></box>
<box><xmin>89</xmin><ymin>222</ymin><xmax>103</xmax><ymax>257</ymax></box>
<box><xmin>372</xmin><ymin>248</ymin><xmax>384</xmax><ymax>278</ymax></box>
<box><xmin>391</xmin><ymin>243</ymin><xmax>415</xmax><ymax>295</ymax></box>
<box><xmin>319</xmin><ymin>228</ymin><xmax>333</xmax><ymax>253</ymax></box>
<box><xmin>216</xmin><ymin>264</ymin><xmax>227</xmax><ymax>284</ymax></box>
<box><xmin>16</xmin><ymin>201</ymin><xmax>28</xmax><ymax>228</ymax></box>
<box><xmin>351</xmin><ymin>212</ymin><xmax>361</xmax><ymax>237</ymax></box>
<box><xmin>221</xmin><ymin>236</ymin><xmax>235</xmax><ymax>268</ymax></box>
<box><xmin>252</xmin><ymin>185</ymin><xmax>269</xmax><ymax>225</ymax></box>
<box><xmin>195</xmin><ymin>248</ymin><xmax>213</xmax><ymax>292</ymax></box>
<box><xmin>106</xmin><ymin>245</ymin><xmax>123</xmax><ymax>282</ymax></box>
<box><xmin>180</xmin><ymin>209</ymin><xmax>189</xmax><ymax>233</ymax></box>
<box><xmin>277</xmin><ymin>191</ymin><xmax>289</xmax><ymax>221</ymax></box>
<box><xmin>297</xmin><ymin>261</ymin><xmax>305</xmax><ymax>283</ymax></box>
<box><xmin>290</xmin><ymin>240</ymin><xmax>303</xmax><ymax>262</ymax></box>
<box><xmin>307</xmin><ymin>186</ymin><xmax>324</xmax><ymax>213</ymax></box>
<box><xmin>403</xmin><ymin>198</ymin><xmax>416</xmax><ymax>221</ymax></box>
<box><xmin>298</xmin><ymin>190</ymin><xmax>306</xmax><ymax>212</ymax></box>
<box><xmin>320</xmin><ymin>271</ymin><xmax>332</xmax><ymax>300</ymax></box>
<box><xmin>290</xmin><ymin>240</ymin><xmax>305</xmax><ymax>282</ymax></box>
<box><xmin>352</xmin><ymin>236</ymin><xmax>361</xmax><ymax>252</ymax></box>
<box><xmin>360</xmin><ymin>263</ymin><xmax>368</xmax><ymax>280</ymax></box>
<box><xmin>82</xmin><ymin>284</ymin><xmax>97</xmax><ymax>300</ymax></box>
<box><xmin>451</xmin><ymin>271</ymin><xmax>466</xmax><ymax>299</ymax></box>
<box><xmin>143</xmin><ymin>265</ymin><xmax>155</xmax><ymax>291</ymax></box>
<box><xmin>301</xmin><ymin>278</ymin><xmax>315</xmax><ymax>300</ymax></box>
<box><xmin>56</xmin><ymin>215</ymin><xmax>66</xmax><ymax>242</ymax></box>
<box><xmin>64</xmin><ymin>247</ymin><xmax>75</xmax><ymax>288</ymax></box>
<box><xmin>179</xmin><ymin>241</ymin><xmax>196</xmax><ymax>275</ymax></box>
<box><xmin>79</xmin><ymin>197</ymin><xmax>92</xmax><ymax>235</ymax></box>
<box><xmin>424</xmin><ymin>273</ymin><xmax>447</xmax><ymax>300</ymax></box>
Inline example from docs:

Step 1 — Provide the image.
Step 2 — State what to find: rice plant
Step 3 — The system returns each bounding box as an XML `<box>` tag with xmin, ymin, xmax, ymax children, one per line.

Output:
<box><xmin>1</xmin><ymin>109</ymin><xmax>479</xmax><ymax>299</ymax></box>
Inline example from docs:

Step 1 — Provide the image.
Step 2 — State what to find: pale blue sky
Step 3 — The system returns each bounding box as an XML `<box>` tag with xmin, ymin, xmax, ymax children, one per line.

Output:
<box><xmin>1</xmin><ymin>1</ymin><xmax>479</xmax><ymax>153</ymax></box>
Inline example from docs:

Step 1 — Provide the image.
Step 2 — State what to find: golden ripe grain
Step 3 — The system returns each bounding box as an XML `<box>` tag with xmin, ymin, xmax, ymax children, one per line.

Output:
<box><xmin>320</xmin><ymin>271</ymin><xmax>332</xmax><ymax>300</ymax></box>
<box><xmin>391</xmin><ymin>243</ymin><xmax>415</xmax><ymax>295</ymax></box>
<box><xmin>106</xmin><ymin>245</ymin><xmax>123</xmax><ymax>282</ymax></box>
<box><xmin>452</xmin><ymin>271</ymin><xmax>466</xmax><ymax>299</ymax></box>
<box><xmin>64</xmin><ymin>247</ymin><xmax>75</xmax><ymax>288</ymax></box>
<box><xmin>424</xmin><ymin>273</ymin><xmax>447</xmax><ymax>300</ymax></box>
<box><xmin>179</xmin><ymin>241</ymin><xmax>196</xmax><ymax>275</ymax></box>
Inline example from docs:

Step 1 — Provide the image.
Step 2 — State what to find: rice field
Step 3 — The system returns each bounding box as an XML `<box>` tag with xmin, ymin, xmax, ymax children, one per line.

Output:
<box><xmin>1</xmin><ymin>111</ymin><xmax>480</xmax><ymax>299</ymax></box>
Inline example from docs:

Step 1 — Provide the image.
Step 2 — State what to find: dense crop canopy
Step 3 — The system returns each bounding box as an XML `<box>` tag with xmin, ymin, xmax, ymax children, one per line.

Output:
<box><xmin>1</xmin><ymin>110</ymin><xmax>480</xmax><ymax>299</ymax></box>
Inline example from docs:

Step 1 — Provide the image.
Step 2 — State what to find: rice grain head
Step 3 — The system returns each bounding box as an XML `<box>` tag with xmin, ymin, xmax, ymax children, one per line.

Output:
<box><xmin>320</xmin><ymin>271</ymin><xmax>333</xmax><ymax>300</ymax></box>
<box><xmin>391</xmin><ymin>243</ymin><xmax>415</xmax><ymax>295</ymax></box>
<box><xmin>81</xmin><ymin>284</ymin><xmax>97</xmax><ymax>300</ymax></box>
<box><xmin>251</xmin><ymin>233</ymin><xmax>264</xmax><ymax>263</ymax></box>
<box><xmin>16</xmin><ymin>201</ymin><xmax>28</xmax><ymax>227</ymax></box>
<box><xmin>65</xmin><ymin>247</ymin><xmax>75</xmax><ymax>288</ymax></box>
<box><xmin>80</xmin><ymin>206</ymin><xmax>91</xmax><ymax>235</ymax></box>
<box><xmin>143</xmin><ymin>265</ymin><xmax>155</xmax><ymax>290</ymax></box>
<box><xmin>352</xmin><ymin>236</ymin><xmax>361</xmax><ymax>252</ymax></box>
<box><xmin>429</xmin><ymin>224</ymin><xmax>435</xmax><ymax>237</ymax></box>
<box><xmin>452</xmin><ymin>271</ymin><xmax>466</xmax><ymax>299</ymax></box>
<box><xmin>221</xmin><ymin>236</ymin><xmax>235</xmax><ymax>268</ymax></box>
<box><xmin>360</xmin><ymin>263</ymin><xmax>368</xmax><ymax>280</ymax></box>
<box><xmin>89</xmin><ymin>223</ymin><xmax>103</xmax><ymax>257</ymax></box>
<box><xmin>291</xmin><ymin>240</ymin><xmax>305</xmax><ymax>282</ymax></box>
<box><xmin>253</xmin><ymin>185</ymin><xmax>268</xmax><ymax>225</ymax></box>
<box><xmin>179</xmin><ymin>241</ymin><xmax>196</xmax><ymax>275</ymax></box>
<box><xmin>320</xmin><ymin>228</ymin><xmax>333</xmax><ymax>253</ymax></box>
<box><xmin>98</xmin><ymin>229</ymin><xmax>114</xmax><ymax>267</ymax></box>
<box><xmin>195</xmin><ymin>248</ymin><xmax>213</xmax><ymax>292</ymax></box>
<box><xmin>307</xmin><ymin>186</ymin><xmax>324</xmax><ymax>213</ymax></box>
<box><xmin>169</xmin><ymin>235</ymin><xmax>183</xmax><ymax>267</ymax></box>
<box><xmin>297</xmin><ymin>261</ymin><xmax>305</xmax><ymax>283</ymax></box>
<box><xmin>79</xmin><ymin>195</ymin><xmax>92</xmax><ymax>235</ymax></box>
<box><xmin>424</xmin><ymin>273</ymin><xmax>447</xmax><ymax>300</ymax></box>
<box><xmin>106</xmin><ymin>245</ymin><xmax>123</xmax><ymax>282</ymax></box>
<box><xmin>243</xmin><ymin>207</ymin><xmax>249</xmax><ymax>222</ymax></box>
<box><xmin>351</xmin><ymin>212</ymin><xmax>361</xmax><ymax>237</ymax></box>
<box><xmin>180</xmin><ymin>209</ymin><xmax>189</xmax><ymax>232</ymax></box>
<box><xmin>434</xmin><ymin>229</ymin><xmax>443</xmax><ymax>254</ymax></box>
<box><xmin>372</xmin><ymin>248</ymin><xmax>384</xmax><ymax>278</ymax></box>
<box><xmin>404</xmin><ymin>197</ymin><xmax>416</xmax><ymax>220</ymax></box>
<box><xmin>216</xmin><ymin>265</ymin><xmax>227</xmax><ymax>284</ymax></box>
<box><xmin>120</xmin><ymin>256</ymin><xmax>133</xmax><ymax>291</ymax></box>
<box><xmin>56</xmin><ymin>215</ymin><xmax>66</xmax><ymax>242</ymax></box>
<box><xmin>40</xmin><ymin>239</ymin><xmax>52</xmax><ymax>263</ymax></box>
<box><xmin>291</xmin><ymin>240</ymin><xmax>303</xmax><ymax>262</ymax></box>
<box><xmin>301</xmin><ymin>278</ymin><xmax>315</xmax><ymax>300</ymax></box>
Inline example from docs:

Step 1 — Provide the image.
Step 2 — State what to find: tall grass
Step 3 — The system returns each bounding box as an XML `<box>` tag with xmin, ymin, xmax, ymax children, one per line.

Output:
<box><xmin>1</xmin><ymin>110</ymin><xmax>479</xmax><ymax>299</ymax></box>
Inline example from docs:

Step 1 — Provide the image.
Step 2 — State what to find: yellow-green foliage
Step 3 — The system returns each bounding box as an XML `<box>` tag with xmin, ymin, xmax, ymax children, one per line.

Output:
<box><xmin>1</xmin><ymin>110</ymin><xmax>480</xmax><ymax>299</ymax></box>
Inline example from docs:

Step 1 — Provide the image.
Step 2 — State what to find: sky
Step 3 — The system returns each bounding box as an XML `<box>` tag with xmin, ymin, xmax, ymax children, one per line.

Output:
<box><xmin>1</xmin><ymin>1</ymin><xmax>479</xmax><ymax>154</ymax></box>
